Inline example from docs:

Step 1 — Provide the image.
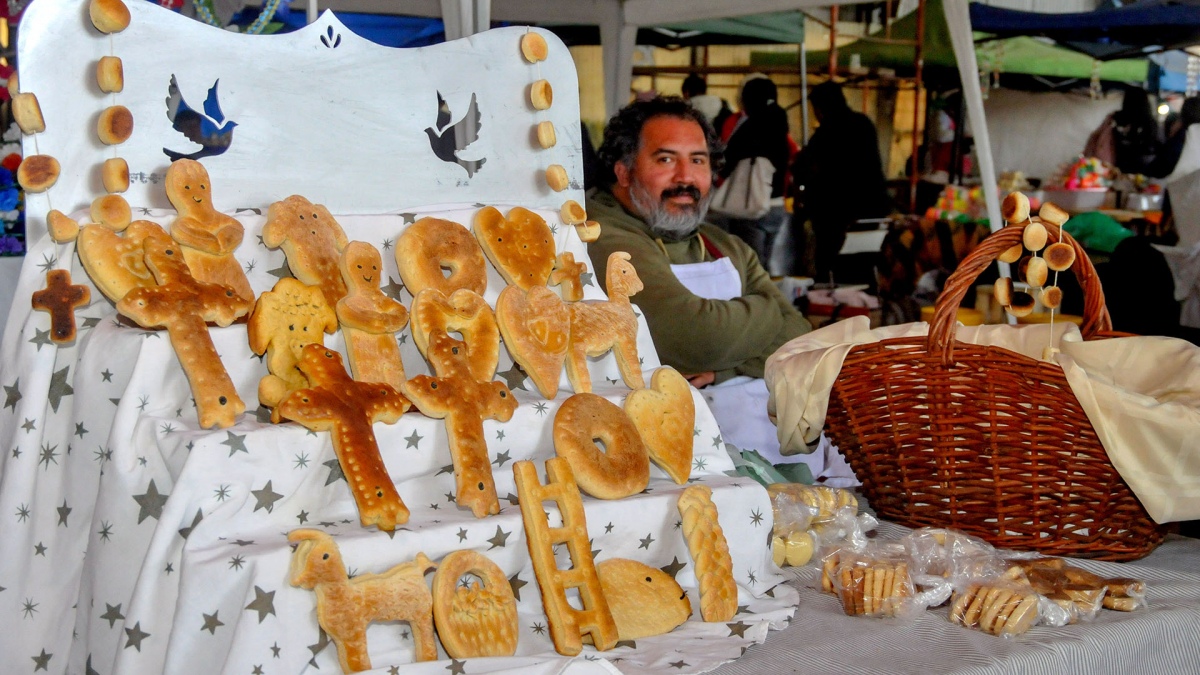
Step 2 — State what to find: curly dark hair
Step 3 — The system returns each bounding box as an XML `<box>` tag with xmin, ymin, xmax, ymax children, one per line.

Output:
<box><xmin>596</xmin><ymin>96</ymin><xmax>724</xmax><ymax>188</ymax></box>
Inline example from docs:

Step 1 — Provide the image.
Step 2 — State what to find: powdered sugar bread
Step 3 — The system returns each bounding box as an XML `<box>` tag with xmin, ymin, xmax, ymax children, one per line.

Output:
<box><xmin>624</xmin><ymin>367</ymin><xmax>694</xmax><ymax>484</ymax></box>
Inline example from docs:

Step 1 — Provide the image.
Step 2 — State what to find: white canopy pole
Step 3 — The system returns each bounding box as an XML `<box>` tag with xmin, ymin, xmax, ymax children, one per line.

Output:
<box><xmin>600</xmin><ymin>0</ymin><xmax>636</xmax><ymax>118</ymax></box>
<box><xmin>441</xmin><ymin>0</ymin><xmax>490</xmax><ymax>40</ymax></box>
<box><xmin>942</xmin><ymin>0</ymin><xmax>1002</xmax><ymax>234</ymax></box>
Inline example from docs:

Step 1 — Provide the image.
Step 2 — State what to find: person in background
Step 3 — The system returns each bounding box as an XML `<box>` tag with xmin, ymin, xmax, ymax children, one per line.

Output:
<box><xmin>1149</xmin><ymin>96</ymin><xmax>1200</xmax><ymax>179</ymax></box>
<box><xmin>681</xmin><ymin>72</ymin><xmax>729</xmax><ymax>128</ymax></box>
<box><xmin>584</xmin><ymin>96</ymin><xmax>840</xmax><ymax>480</ymax></box>
<box><xmin>790</xmin><ymin>80</ymin><xmax>891</xmax><ymax>284</ymax></box>
<box><xmin>1084</xmin><ymin>85</ymin><xmax>1161</xmax><ymax>176</ymax></box>
<box><xmin>712</xmin><ymin>76</ymin><xmax>792</xmax><ymax>267</ymax></box>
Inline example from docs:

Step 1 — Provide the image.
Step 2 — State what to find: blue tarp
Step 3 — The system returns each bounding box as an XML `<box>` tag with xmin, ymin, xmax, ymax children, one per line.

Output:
<box><xmin>969</xmin><ymin>1</ymin><xmax>1200</xmax><ymax>61</ymax></box>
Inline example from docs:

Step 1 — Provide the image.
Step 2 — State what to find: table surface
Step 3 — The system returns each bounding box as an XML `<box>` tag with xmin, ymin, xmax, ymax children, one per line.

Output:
<box><xmin>711</xmin><ymin>521</ymin><xmax>1200</xmax><ymax>675</ymax></box>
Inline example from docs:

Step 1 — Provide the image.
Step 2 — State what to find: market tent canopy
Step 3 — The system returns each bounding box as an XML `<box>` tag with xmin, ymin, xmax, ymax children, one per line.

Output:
<box><xmin>773</xmin><ymin>0</ymin><xmax>1147</xmax><ymax>82</ymax></box>
<box><xmin>969</xmin><ymin>1</ymin><xmax>1200</xmax><ymax>61</ymax></box>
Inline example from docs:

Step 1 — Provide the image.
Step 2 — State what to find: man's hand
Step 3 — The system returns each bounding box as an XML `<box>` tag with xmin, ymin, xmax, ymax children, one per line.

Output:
<box><xmin>684</xmin><ymin>371</ymin><xmax>715</xmax><ymax>388</ymax></box>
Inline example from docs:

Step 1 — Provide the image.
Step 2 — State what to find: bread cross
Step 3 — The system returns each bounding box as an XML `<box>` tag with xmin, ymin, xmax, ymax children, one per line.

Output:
<box><xmin>402</xmin><ymin>330</ymin><xmax>517</xmax><ymax>518</ymax></box>
<box><xmin>31</xmin><ymin>269</ymin><xmax>90</xmax><ymax>344</ymax></box>
<box><xmin>549</xmin><ymin>251</ymin><xmax>587</xmax><ymax>302</ymax></box>
<box><xmin>277</xmin><ymin>344</ymin><xmax>412</xmax><ymax>531</ymax></box>
<box><xmin>117</xmin><ymin>236</ymin><xmax>252</xmax><ymax>428</ymax></box>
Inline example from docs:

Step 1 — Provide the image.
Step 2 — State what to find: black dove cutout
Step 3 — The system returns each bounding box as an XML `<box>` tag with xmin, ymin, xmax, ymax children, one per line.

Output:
<box><xmin>163</xmin><ymin>75</ymin><xmax>238</xmax><ymax>161</ymax></box>
<box><xmin>425</xmin><ymin>91</ymin><xmax>486</xmax><ymax>177</ymax></box>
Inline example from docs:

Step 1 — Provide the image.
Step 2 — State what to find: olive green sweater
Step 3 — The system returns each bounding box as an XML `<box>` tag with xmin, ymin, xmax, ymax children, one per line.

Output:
<box><xmin>586</xmin><ymin>189</ymin><xmax>811</xmax><ymax>383</ymax></box>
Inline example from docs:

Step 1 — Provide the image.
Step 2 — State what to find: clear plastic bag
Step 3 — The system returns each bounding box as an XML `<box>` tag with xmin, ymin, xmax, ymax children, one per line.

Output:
<box><xmin>948</xmin><ymin>580</ymin><xmax>1042</xmax><ymax>637</ymax></box>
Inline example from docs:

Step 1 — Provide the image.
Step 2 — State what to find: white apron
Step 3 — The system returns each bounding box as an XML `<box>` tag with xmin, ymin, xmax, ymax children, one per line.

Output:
<box><xmin>670</xmin><ymin>256</ymin><xmax>830</xmax><ymax>479</ymax></box>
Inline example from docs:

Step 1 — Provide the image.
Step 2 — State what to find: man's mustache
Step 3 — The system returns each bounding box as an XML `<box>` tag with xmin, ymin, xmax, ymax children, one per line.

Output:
<box><xmin>660</xmin><ymin>185</ymin><xmax>703</xmax><ymax>202</ymax></box>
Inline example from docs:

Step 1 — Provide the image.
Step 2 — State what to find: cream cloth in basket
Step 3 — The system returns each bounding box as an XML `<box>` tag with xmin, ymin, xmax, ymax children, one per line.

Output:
<box><xmin>766</xmin><ymin>316</ymin><xmax>1200</xmax><ymax>523</ymax></box>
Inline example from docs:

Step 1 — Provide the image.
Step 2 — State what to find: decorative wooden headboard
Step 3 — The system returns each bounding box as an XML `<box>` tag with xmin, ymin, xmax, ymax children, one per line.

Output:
<box><xmin>17</xmin><ymin>0</ymin><xmax>584</xmax><ymax>238</ymax></box>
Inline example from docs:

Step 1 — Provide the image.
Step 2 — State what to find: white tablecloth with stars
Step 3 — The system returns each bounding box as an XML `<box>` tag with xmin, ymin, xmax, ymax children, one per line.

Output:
<box><xmin>0</xmin><ymin>205</ymin><xmax>798</xmax><ymax>675</ymax></box>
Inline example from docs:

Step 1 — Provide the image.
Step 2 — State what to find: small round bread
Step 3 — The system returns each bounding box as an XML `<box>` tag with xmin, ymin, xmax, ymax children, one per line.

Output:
<box><xmin>47</xmin><ymin>210</ymin><xmax>80</xmax><ymax>243</ymax></box>
<box><xmin>103</xmin><ymin>157</ymin><xmax>130</xmax><ymax>193</ymax></box>
<box><xmin>1022</xmin><ymin>221</ymin><xmax>1048</xmax><ymax>252</ymax></box>
<box><xmin>1025</xmin><ymin>256</ymin><xmax>1048</xmax><ymax>288</ymax></box>
<box><xmin>6</xmin><ymin>71</ymin><xmax>17</xmax><ymax>98</ymax></box>
<box><xmin>395</xmin><ymin>217</ymin><xmax>488</xmax><ymax>296</ymax></box>
<box><xmin>546</xmin><ymin>164</ymin><xmax>569</xmax><ymax>192</ymax></box>
<box><xmin>537</xmin><ymin>120</ymin><xmax>557</xmax><ymax>148</ymax></box>
<box><xmin>17</xmin><ymin>155</ymin><xmax>60</xmax><ymax>193</ymax></box>
<box><xmin>997</xmin><ymin>243</ymin><xmax>1024</xmax><ymax>264</ymax></box>
<box><xmin>1007</xmin><ymin>291</ymin><xmax>1036</xmax><ymax>317</ymax></box>
<box><xmin>993</xmin><ymin>277</ymin><xmax>1014</xmax><ymax>307</ymax></box>
<box><xmin>432</xmin><ymin>550</ymin><xmax>518</xmax><ymax>658</ymax></box>
<box><xmin>1041</xmin><ymin>285</ymin><xmax>1063</xmax><ymax>310</ymax></box>
<box><xmin>560</xmin><ymin>199</ymin><xmax>586</xmax><ymax>225</ymax></box>
<box><xmin>90</xmin><ymin>0</ymin><xmax>131</xmax><ymax>33</ymax></box>
<box><xmin>1001</xmin><ymin>192</ymin><xmax>1030</xmax><ymax>223</ymax></box>
<box><xmin>1039</xmin><ymin>202</ymin><xmax>1070</xmax><ymax>226</ymax></box>
<box><xmin>96</xmin><ymin>56</ymin><xmax>124</xmax><ymax>93</ymax></box>
<box><xmin>553</xmin><ymin>392</ymin><xmax>649</xmax><ymax>500</ymax></box>
<box><xmin>575</xmin><ymin>220</ymin><xmax>601</xmax><ymax>243</ymax></box>
<box><xmin>1044</xmin><ymin>241</ymin><xmax>1076</xmax><ymax>272</ymax></box>
<box><xmin>13</xmin><ymin>92</ymin><xmax>46</xmax><ymax>135</ymax></box>
<box><xmin>97</xmin><ymin>105</ymin><xmax>134</xmax><ymax>145</ymax></box>
<box><xmin>530</xmin><ymin>80</ymin><xmax>553</xmax><ymax>110</ymax></box>
<box><xmin>1017</xmin><ymin>256</ymin><xmax>1032</xmax><ymax>284</ymax></box>
<box><xmin>520</xmin><ymin>31</ymin><xmax>549</xmax><ymax>63</ymax></box>
<box><xmin>91</xmin><ymin>194</ymin><xmax>132</xmax><ymax>231</ymax></box>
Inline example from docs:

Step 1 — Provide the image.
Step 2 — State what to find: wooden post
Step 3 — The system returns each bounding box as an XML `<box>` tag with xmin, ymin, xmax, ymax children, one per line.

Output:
<box><xmin>909</xmin><ymin>0</ymin><xmax>926</xmax><ymax>213</ymax></box>
<box><xmin>829</xmin><ymin>5</ymin><xmax>838</xmax><ymax>78</ymax></box>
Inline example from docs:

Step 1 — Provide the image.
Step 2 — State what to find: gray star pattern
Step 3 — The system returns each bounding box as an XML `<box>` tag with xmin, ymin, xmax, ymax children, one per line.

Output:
<box><xmin>497</xmin><ymin>364</ymin><xmax>528</xmax><ymax>391</ymax></box>
<box><xmin>456</xmin><ymin>527</ymin><xmax>468</xmax><ymax>542</ymax></box>
<box><xmin>75</xmin><ymin>422</ymin><xmax>88</xmax><ymax>438</ymax></box>
<box><xmin>492</xmin><ymin>450</ymin><xmax>511</xmax><ymax>467</ymax></box>
<box><xmin>727</xmin><ymin>620</ymin><xmax>751</xmax><ymax>637</ymax></box>
<box><xmin>21</xmin><ymin>418</ymin><xmax>35</xmax><ymax>432</ymax></box>
<box><xmin>639</xmin><ymin>533</ymin><xmax>655</xmax><ymax>549</ymax></box>
<box><xmin>38</xmin><ymin>443</ymin><xmax>58</xmax><ymax>469</ymax></box>
<box><xmin>381</xmin><ymin>277</ymin><xmax>405</xmax><ymax>300</ymax></box>
<box><xmin>101</xmin><ymin>369</ymin><xmax>113</xmax><ymax>382</ymax></box>
<box><xmin>221</xmin><ymin>431</ymin><xmax>248</xmax><ymax>456</ymax></box>
<box><xmin>581</xmin><ymin>272</ymin><xmax>595</xmax><ymax>287</ymax></box>
<box><xmin>307</xmin><ymin>629</ymin><xmax>332</xmax><ymax>666</ymax></box>
<box><xmin>57</xmin><ymin>500</ymin><xmax>71</xmax><ymax>527</ymax></box>
<box><xmin>124</xmin><ymin>622</ymin><xmax>150</xmax><ymax>651</ymax></box>
<box><xmin>509</xmin><ymin>573</ymin><xmax>527</xmax><ymax>601</ymax></box>
<box><xmin>661</xmin><ymin>556</ymin><xmax>687</xmax><ymax>579</ymax></box>
<box><xmin>133</xmin><ymin>480</ymin><xmax>169</xmax><ymax>523</ymax></box>
<box><xmin>487</xmin><ymin>525</ymin><xmax>511</xmax><ymax>550</ymax></box>
<box><xmin>178</xmin><ymin>509</ymin><xmax>204</xmax><ymax>539</ymax></box>
<box><xmin>201</xmin><ymin>611</ymin><xmax>224</xmax><ymax>634</ymax></box>
<box><xmin>324</xmin><ymin>458</ymin><xmax>346</xmax><ymax>485</ymax></box>
<box><xmin>252</xmin><ymin>481</ymin><xmax>283</xmax><ymax>513</ymax></box>
<box><xmin>267</xmin><ymin>263</ymin><xmax>292</xmax><ymax>280</ymax></box>
<box><xmin>404</xmin><ymin>430</ymin><xmax>423</xmax><ymax>449</ymax></box>
<box><xmin>245</xmin><ymin>586</ymin><xmax>277</xmax><ymax>623</ymax></box>
<box><xmin>3</xmin><ymin>378</ymin><xmax>20</xmax><ymax>410</ymax></box>
<box><xmin>28</xmin><ymin>328</ymin><xmax>53</xmax><ymax>351</ymax></box>
<box><xmin>31</xmin><ymin>649</ymin><xmax>51</xmax><ymax>671</ymax></box>
<box><xmin>448</xmin><ymin>659</ymin><xmax>466</xmax><ymax>675</ymax></box>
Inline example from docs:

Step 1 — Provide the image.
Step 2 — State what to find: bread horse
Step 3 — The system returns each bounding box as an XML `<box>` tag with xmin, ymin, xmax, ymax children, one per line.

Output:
<box><xmin>287</xmin><ymin>529</ymin><xmax>438</xmax><ymax>672</ymax></box>
<box><xmin>565</xmin><ymin>251</ymin><xmax>645</xmax><ymax>392</ymax></box>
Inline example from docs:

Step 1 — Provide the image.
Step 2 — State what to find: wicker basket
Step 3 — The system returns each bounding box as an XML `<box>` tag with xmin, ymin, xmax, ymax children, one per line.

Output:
<box><xmin>826</xmin><ymin>222</ymin><xmax>1165</xmax><ymax>561</ymax></box>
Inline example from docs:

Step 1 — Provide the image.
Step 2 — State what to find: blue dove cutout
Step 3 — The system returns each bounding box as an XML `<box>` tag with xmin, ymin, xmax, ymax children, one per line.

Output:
<box><xmin>425</xmin><ymin>91</ymin><xmax>486</xmax><ymax>177</ymax></box>
<box><xmin>163</xmin><ymin>75</ymin><xmax>238</xmax><ymax>162</ymax></box>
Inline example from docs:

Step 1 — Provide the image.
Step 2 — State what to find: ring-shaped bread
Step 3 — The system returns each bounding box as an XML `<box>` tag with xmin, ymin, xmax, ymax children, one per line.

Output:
<box><xmin>553</xmin><ymin>393</ymin><xmax>649</xmax><ymax>499</ymax></box>
<box><xmin>432</xmin><ymin>549</ymin><xmax>519</xmax><ymax>658</ymax></box>
<box><xmin>395</xmin><ymin>217</ymin><xmax>488</xmax><ymax>296</ymax></box>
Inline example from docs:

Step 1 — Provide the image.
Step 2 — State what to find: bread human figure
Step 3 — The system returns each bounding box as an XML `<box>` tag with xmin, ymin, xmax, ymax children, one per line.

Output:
<box><xmin>277</xmin><ymin>345</ymin><xmax>412</xmax><ymax>530</ymax></box>
<box><xmin>164</xmin><ymin>158</ymin><xmax>254</xmax><ymax>302</ymax></box>
<box><xmin>402</xmin><ymin>330</ymin><xmax>517</xmax><ymax>518</ymax></box>
<box><xmin>288</xmin><ymin>529</ymin><xmax>438</xmax><ymax>671</ymax></box>
<box><xmin>336</xmin><ymin>241</ymin><xmax>409</xmax><ymax>390</ymax></box>
<box><xmin>262</xmin><ymin>194</ymin><xmax>350</xmax><ymax>308</ymax></box>
<box><xmin>566</xmin><ymin>251</ymin><xmax>645</xmax><ymax>393</ymax></box>
<box><xmin>247</xmin><ymin>278</ymin><xmax>338</xmax><ymax>412</ymax></box>
<box><xmin>117</xmin><ymin>235</ymin><xmax>253</xmax><ymax>429</ymax></box>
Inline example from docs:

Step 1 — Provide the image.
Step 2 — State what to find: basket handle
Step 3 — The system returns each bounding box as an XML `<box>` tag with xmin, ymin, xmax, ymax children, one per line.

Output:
<box><xmin>927</xmin><ymin>221</ymin><xmax>1112</xmax><ymax>366</ymax></box>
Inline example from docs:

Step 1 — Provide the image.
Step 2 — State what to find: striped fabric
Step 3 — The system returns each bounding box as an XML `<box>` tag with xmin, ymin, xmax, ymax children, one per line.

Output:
<box><xmin>712</xmin><ymin>521</ymin><xmax>1200</xmax><ymax>675</ymax></box>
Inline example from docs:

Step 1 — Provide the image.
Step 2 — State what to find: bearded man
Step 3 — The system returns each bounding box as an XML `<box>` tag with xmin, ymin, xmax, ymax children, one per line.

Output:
<box><xmin>587</xmin><ymin>97</ymin><xmax>825</xmax><ymax>475</ymax></box>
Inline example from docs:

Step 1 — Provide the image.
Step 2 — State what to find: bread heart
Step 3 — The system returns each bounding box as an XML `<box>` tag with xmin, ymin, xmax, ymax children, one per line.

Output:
<box><xmin>77</xmin><ymin>220</ymin><xmax>171</xmax><ymax>302</ymax></box>
<box><xmin>496</xmin><ymin>285</ymin><xmax>568</xmax><ymax>399</ymax></box>
<box><xmin>473</xmin><ymin>205</ymin><xmax>556</xmax><ymax>290</ymax></box>
<box><xmin>410</xmin><ymin>288</ymin><xmax>499</xmax><ymax>382</ymax></box>
<box><xmin>623</xmin><ymin>367</ymin><xmax>694</xmax><ymax>484</ymax></box>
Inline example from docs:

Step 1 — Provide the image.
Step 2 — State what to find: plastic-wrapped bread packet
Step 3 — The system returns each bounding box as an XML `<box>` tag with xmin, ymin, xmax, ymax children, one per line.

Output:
<box><xmin>948</xmin><ymin>578</ymin><xmax>1043</xmax><ymax>637</ymax></box>
<box><xmin>768</xmin><ymin>484</ymin><xmax>874</xmax><ymax>567</ymax></box>
<box><xmin>768</xmin><ymin>488</ymin><xmax>817</xmax><ymax>567</ymax></box>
